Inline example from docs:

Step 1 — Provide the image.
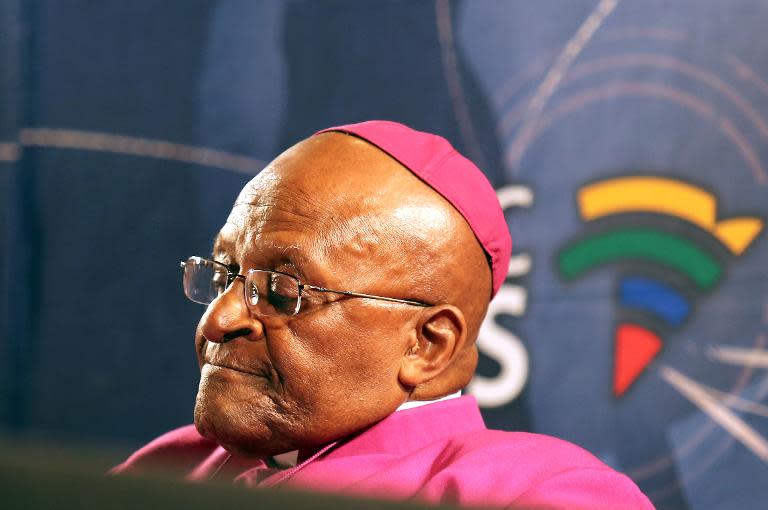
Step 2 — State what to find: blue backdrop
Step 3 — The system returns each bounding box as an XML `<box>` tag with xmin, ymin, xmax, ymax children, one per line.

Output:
<box><xmin>2</xmin><ymin>2</ymin><xmax>768</xmax><ymax>509</ymax></box>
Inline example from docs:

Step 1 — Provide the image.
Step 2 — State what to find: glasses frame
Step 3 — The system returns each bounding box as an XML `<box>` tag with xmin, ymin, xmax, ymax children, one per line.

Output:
<box><xmin>180</xmin><ymin>256</ymin><xmax>430</xmax><ymax>316</ymax></box>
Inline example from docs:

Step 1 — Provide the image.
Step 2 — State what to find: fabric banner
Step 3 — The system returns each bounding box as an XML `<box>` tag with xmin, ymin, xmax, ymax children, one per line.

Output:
<box><xmin>1</xmin><ymin>1</ymin><xmax>767</xmax><ymax>508</ymax></box>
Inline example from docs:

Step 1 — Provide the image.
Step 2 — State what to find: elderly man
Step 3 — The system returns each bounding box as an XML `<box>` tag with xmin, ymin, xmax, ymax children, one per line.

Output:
<box><xmin>114</xmin><ymin>121</ymin><xmax>653</xmax><ymax>509</ymax></box>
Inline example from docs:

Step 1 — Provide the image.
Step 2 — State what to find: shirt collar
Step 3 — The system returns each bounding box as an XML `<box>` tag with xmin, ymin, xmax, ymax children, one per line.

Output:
<box><xmin>395</xmin><ymin>390</ymin><xmax>462</xmax><ymax>412</ymax></box>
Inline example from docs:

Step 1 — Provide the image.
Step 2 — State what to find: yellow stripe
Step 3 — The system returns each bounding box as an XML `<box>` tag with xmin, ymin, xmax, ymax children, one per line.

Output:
<box><xmin>578</xmin><ymin>176</ymin><xmax>763</xmax><ymax>255</ymax></box>
<box><xmin>578</xmin><ymin>176</ymin><xmax>717</xmax><ymax>229</ymax></box>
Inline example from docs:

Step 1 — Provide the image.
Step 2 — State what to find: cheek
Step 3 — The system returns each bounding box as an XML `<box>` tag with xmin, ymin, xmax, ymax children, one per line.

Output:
<box><xmin>279</xmin><ymin>307</ymin><xmax>409</xmax><ymax>402</ymax></box>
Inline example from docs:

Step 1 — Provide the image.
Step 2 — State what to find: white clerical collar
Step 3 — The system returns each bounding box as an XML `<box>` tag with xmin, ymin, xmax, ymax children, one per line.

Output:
<box><xmin>395</xmin><ymin>390</ymin><xmax>462</xmax><ymax>412</ymax></box>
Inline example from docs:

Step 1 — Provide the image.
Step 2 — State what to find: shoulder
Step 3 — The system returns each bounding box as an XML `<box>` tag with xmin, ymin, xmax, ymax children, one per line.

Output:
<box><xmin>110</xmin><ymin>424</ymin><xmax>219</xmax><ymax>476</ymax></box>
<box><xmin>436</xmin><ymin>428</ymin><xmax>612</xmax><ymax>470</ymax></box>
<box><xmin>423</xmin><ymin>430</ymin><xmax>655</xmax><ymax>509</ymax></box>
<box><xmin>482</xmin><ymin>430</ymin><xmax>616</xmax><ymax>467</ymax></box>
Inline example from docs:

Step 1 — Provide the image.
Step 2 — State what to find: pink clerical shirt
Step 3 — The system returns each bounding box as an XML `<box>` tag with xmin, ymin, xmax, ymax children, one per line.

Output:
<box><xmin>113</xmin><ymin>396</ymin><xmax>654</xmax><ymax>509</ymax></box>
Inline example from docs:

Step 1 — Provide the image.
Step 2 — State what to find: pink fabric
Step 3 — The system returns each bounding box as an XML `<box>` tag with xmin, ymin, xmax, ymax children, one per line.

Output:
<box><xmin>316</xmin><ymin>120</ymin><xmax>512</xmax><ymax>297</ymax></box>
<box><xmin>113</xmin><ymin>396</ymin><xmax>654</xmax><ymax>509</ymax></box>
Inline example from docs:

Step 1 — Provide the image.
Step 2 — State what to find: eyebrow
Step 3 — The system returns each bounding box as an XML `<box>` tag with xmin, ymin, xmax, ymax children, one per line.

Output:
<box><xmin>257</xmin><ymin>240</ymin><xmax>309</xmax><ymax>275</ymax></box>
<box><xmin>211</xmin><ymin>234</ymin><xmax>314</xmax><ymax>280</ymax></box>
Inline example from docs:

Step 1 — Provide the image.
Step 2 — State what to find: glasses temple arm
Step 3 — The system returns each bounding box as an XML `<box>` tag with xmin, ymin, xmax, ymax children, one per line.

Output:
<box><xmin>302</xmin><ymin>285</ymin><xmax>429</xmax><ymax>307</ymax></box>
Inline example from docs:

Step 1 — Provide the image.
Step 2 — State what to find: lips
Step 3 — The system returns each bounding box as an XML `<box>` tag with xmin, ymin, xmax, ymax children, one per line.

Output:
<box><xmin>204</xmin><ymin>361</ymin><xmax>263</xmax><ymax>377</ymax></box>
<box><xmin>204</xmin><ymin>355</ymin><xmax>269</xmax><ymax>378</ymax></box>
<box><xmin>203</xmin><ymin>344</ymin><xmax>269</xmax><ymax>378</ymax></box>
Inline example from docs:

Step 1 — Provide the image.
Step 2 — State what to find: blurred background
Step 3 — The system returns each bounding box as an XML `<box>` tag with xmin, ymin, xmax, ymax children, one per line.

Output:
<box><xmin>1</xmin><ymin>1</ymin><xmax>767</xmax><ymax>508</ymax></box>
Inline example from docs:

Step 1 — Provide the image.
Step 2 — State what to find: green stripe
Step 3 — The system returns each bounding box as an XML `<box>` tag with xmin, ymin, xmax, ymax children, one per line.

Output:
<box><xmin>558</xmin><ymin>228</ymin><xmax>722</xmax><ymax>290</ymax></box>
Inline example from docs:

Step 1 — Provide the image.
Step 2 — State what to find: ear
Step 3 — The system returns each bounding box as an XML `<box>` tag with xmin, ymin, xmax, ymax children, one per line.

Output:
<box><xmin>398</xmin><ymin>305</ymin><xmax>467</xmax><ymax>388</ymax></box>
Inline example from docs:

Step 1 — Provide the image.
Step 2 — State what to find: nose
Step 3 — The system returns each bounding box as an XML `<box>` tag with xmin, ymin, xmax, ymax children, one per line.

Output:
<box><xmin>198</xmin><ymin>279</ymin><xmax>265</xmax><ymax>343</ymax></box>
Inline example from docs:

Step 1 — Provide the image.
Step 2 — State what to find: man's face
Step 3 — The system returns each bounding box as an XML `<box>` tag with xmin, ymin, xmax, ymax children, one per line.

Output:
<box><xmin>193</xmin><ymin>134</ymin><xmax>428</xmax><ymax>456</ymax></box>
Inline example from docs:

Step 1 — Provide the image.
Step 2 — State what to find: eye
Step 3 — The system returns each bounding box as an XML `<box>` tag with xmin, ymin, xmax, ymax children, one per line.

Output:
<box><xmin>266</xmin><ymin>273</ymin><xmax>300</xmax><ymax>313</ymax></box>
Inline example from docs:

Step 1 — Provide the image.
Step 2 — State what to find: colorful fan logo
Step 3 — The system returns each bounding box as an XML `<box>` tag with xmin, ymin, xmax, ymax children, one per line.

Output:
<box><xmin>557</xmin><ymin>176</ymin><xmax>764</xmax><ymax>397</ymax></box>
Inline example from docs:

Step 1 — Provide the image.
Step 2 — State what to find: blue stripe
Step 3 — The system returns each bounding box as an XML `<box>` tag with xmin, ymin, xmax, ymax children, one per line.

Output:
<box><xmin>619</xmin><ymin>277</ymin><xmax>691</xmax><ymax>326</ymax></box>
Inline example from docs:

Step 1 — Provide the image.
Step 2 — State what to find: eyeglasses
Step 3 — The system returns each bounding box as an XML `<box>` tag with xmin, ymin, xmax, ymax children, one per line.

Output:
<box><xmin>180</xmin><ymin>256</ymin><xmax>430</xmax><ymax>317</ymax></box>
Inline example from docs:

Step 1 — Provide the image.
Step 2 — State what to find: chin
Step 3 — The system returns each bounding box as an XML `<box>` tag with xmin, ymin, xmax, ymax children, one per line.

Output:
<box><xmin>193</xmin><ymin>385</ymin><xmax>292</xmax><ymax>457</ymax></box>
<box><xmin>194</xmin><ymin>398</ymin><xmax>254</xmax><ymax>455</ymax></box>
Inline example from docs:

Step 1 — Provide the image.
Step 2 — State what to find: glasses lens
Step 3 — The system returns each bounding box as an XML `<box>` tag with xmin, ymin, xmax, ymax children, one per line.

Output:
<box><xmin>182</xmin><ymin>257</ymin><xmax>228</xmax><ymax>304</ymax></box>
<box><xmin>245</xmin><ymin>270</ymin><xmax>301</xmax><ymax>316</ymax></box>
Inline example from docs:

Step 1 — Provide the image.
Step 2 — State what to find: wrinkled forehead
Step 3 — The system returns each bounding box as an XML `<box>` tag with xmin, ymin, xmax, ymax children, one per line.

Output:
<box><xmin>216</xmin><ymin>170</ymin><xmax>332</xmax><ymax>257</ymax></box>
<box><xmin>215</xmin><ymin>154</ymin><xmax>380</xmax><ymax>264</ymax></box>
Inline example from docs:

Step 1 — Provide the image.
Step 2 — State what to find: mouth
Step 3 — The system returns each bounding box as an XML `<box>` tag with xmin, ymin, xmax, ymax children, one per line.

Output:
<box><xmin>203</xmin><ymin>361</ymin><xmax>267</xmax><ymax>378</ymax></box>
<box><xmin>201</xmin><ymin>339</ymin><xmax>272</xmax><ymax>378</ymax></box>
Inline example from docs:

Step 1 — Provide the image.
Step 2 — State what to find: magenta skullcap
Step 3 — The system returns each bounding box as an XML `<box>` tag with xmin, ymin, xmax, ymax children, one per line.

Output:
<box><xmin>316</xmin><ymin>120</ymin><xmax>511</xmax><ymax>297</ymax></box>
